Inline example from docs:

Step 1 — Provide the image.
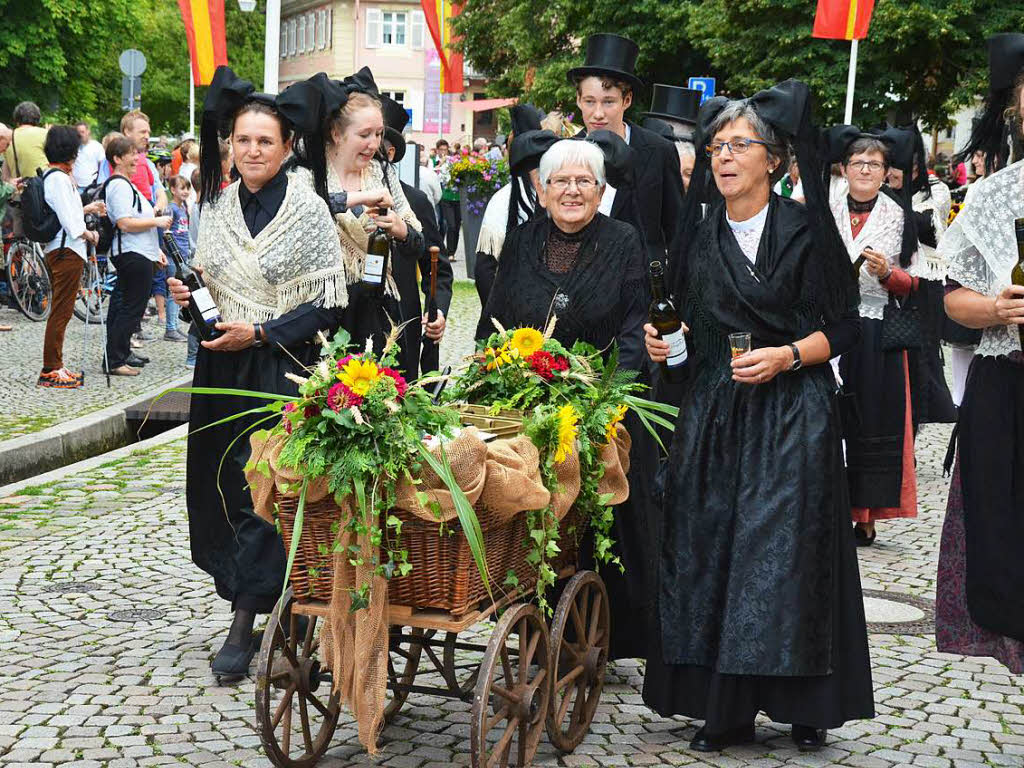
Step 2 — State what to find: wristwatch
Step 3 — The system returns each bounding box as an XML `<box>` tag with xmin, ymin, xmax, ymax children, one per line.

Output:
<box><xmin>788</xmin><ymin>343</ymin><xmax>802</xmax><ymax>371</ymax></box>
<box><xmin>252</xmin><ymin>323</ymin><xmax>266</xmax><ymax>348</ymax></box>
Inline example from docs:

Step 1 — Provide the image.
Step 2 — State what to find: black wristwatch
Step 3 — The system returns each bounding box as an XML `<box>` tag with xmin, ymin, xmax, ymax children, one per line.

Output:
<box><xmin>788</xmin><ymin>343</ymin><xmax>802</xmax><ymax>371</ymax></box>
<box><xmin>252</xmin><ymin>323</ymin><xmax>266</xmax><ymax>348</ymax></box>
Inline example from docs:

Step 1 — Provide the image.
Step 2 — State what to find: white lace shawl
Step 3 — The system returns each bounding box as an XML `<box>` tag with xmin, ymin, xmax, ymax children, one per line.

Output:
<box><xmin>194</xmin><ymin>167</ymin><xmax>348</xmax><ymax>324</ymax></box>
<box><xmin>326</xmin><ymin>159</ymin><xmax>420</xmax><ymax>296</ymax></box>
<box><xmin>912</xmin><ymin>177</ymin><xmax>952</xmax><ymax>279</ymax></box>
<box><xmin>939</xmin><ymin>159</ymin><xmax>1024</xmax><ymax>358</ymax></box>
<box><xmin>831</xmin><ymin>189</ymin><xmax>914</xmax><ymax>320</ymax></box>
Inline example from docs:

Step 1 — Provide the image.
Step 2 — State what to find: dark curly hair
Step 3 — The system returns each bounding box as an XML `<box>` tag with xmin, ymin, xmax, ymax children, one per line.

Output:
<box><xmin>43</xmin><ymin>125</ymin><xmax>81</xmax><ymax>165</ymax></box>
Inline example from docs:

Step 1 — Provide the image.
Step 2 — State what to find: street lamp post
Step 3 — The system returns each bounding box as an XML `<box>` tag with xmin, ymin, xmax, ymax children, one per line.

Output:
<box><xmin>237</xmin><ymin>0</ymin><xmax>280</xmax><ymax>94</ymax></box>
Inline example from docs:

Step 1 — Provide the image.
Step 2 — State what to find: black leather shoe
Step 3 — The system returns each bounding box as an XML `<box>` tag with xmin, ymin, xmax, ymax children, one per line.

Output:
<box><xmin>126</xmin><ymin>353</ymin><xmax>149</xmax><ymax>367</ymax></box>
<box><xmin>792</xmin><ymin>725</ymin><xmax>826</xmax><ymax>752</ymax></box>
<box><xmin>854</xmin><ymin>525</ymin><xmax>876</xmax><ymax>546</ymax></box>
<box><xmin>211</xmin><ymin>636</ymin><xmax>256</xmax><ymax>682</ymax></box>
<box><xmin>689</xmin><ymin>724</ymin><xmax>755</xmax><ymax>752</ymax></box>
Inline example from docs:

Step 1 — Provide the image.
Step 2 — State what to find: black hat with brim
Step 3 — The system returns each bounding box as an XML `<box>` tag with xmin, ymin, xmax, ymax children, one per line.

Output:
<box><xmin>644</xmin><ymin>84</ymin><xmax>701</xmax><ymax>125</ymax></box>
<box><xmin>380</xmin><ymin>95</ymin><xmax>410</xmax><ymax>163</ymax></box>
<box><xmin>567</xmin><ymin>34</ymin><xmax>644</xmax><ymax>94</ymax></box>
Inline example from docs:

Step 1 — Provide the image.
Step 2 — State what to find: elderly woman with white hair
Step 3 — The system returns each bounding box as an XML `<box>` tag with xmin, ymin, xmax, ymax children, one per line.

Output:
<box><xmin>476</xmin><ymin>137</ymin><xmax>647</xmax><ymax>365</ymax></box>
<box><xmin>642</xmin><ymin>81</ymin><xmax>873</xmax><ymax>752</ymax></box>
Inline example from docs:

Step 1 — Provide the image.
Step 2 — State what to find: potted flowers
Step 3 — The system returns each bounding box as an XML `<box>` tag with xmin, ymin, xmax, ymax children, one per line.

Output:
<box><xmin>443</xmin><ymin>149</ymin><xmax>509</xmax><ymax>276</ymax></box>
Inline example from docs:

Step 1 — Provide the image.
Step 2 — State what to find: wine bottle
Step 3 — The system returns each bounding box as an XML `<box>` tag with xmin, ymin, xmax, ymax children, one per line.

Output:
<box><xmin>427</xmin><ymin>246</ymin><xmax>440</xmax><ymax>323</ymax></box>
<box><xmin>362</xmin><ymin>207</ymin><xmax>391</xmax><ymax>295</ymax></box>
<box><xmin>162</xmin><ymin>232</ymin><xmax>223</xmax><ymax>342</ymax></box>
<box><xmin>649</xmin><ymin>260</ymin><xmax>688</xmax><ymax>368</ymax></box>
<box><xmin>1013</xmin><ymin>218</ymin><xmax>1024</xmax><ymax>349</ymax></box>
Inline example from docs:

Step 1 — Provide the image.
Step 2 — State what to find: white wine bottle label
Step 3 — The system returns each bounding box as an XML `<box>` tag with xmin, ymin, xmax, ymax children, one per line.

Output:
<box><xmin>192</xmin><ymin>287</ymin><xmax>221</xmax><ymax>323</ymax></box>
<box><xmin>663</xmin><ymin>329</ymin><xmax>688</xmax><ymax>367</ymax></box>
<box><xmin>363</xmin><ymin>254</ymin><xmax>385</xmax><ymax>284</ymax></box>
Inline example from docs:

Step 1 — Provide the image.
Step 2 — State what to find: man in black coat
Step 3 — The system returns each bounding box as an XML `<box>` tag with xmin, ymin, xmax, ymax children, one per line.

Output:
<box><xmin>380</xmin><ymin>100</ymin><xmax>453</xmax><ymax>379</ymax></box>
<box><xmin>569</xmin><ymin>34</ymin><xmax>685</xmax><ymax>263</ymax></box>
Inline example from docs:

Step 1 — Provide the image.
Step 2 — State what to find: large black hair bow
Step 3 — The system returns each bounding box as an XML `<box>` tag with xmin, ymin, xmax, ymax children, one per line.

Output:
<box><xmin>585</xmin><ymin>129</ymin><xmax>635</xmax><ymax>189</ymax></box>
<box><xmin>509</xmin><ymin>129</ymin><xmax>559</xmax><ymax>174</ymax></box>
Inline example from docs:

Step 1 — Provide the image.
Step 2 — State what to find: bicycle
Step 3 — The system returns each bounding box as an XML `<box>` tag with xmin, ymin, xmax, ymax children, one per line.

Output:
<box><xmin>73</xmin><ymin>251</ymin><xmax>116</xmax><ymax>324</ymax></box>
<box><xmin>1</xmin><ymin>201</ymin><xmax>53</xmax><ymax>322</ymax></box>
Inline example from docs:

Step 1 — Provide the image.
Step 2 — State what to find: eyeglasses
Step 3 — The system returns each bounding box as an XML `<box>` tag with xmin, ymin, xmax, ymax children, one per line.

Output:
<box><xmin>704</xmin><ymin>138</ymin><xmax>770</xmax><ymax>157</ymax></box>
<box><xmin>848</xmin><ymin>160</ymin><xmax>885</xmax><ymax>172</ymax></box>
<box><xmin>547</xmin><ymin>176</ymin><xmax>598</xmax><ymax>192</ymax></box>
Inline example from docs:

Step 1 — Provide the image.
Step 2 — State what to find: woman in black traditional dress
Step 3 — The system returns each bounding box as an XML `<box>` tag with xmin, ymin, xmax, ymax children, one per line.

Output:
<box><xmin>642</xmin><ymin>81</ymin><xmax>874</xmax><ymax>752</ymax></box>
<box><xmin>477</xmin><ymin>135</ymin><xmax>660</xmax><ymax>660</ymax></box>
<box><xmin>170</xmin><ymin>68</ymin><xmax>349</xmax><ymax>681</ymax></box>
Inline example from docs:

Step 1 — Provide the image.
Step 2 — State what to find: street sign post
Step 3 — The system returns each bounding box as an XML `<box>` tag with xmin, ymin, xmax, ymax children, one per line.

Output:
<box><xmin>687</xmin><ymin>77</ymin><xmax>716</xmax><ymax>105</ymax></box>
<box><xmin>119</xmin><ymin>49</ymin><xmax>147</xmax><ymax>111</ymax></box>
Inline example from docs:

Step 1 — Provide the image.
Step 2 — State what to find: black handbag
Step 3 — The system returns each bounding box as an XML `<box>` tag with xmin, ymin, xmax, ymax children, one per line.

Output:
<box><xmin>881</xmin><ymin>294</ymin><xmax>923</xmax><ymax>352</ymax></box>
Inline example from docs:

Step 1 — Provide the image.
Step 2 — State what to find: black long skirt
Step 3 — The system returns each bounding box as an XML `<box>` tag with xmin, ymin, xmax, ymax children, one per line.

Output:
<box><xmin>186</xmin><ymin>343</ymin><xmax>315</xmax><ymax>614</ymax></box>
<box><xmin>908</xmin><ymin>280</ymin><xmax>956</xmax><ymax>426</ymax></box>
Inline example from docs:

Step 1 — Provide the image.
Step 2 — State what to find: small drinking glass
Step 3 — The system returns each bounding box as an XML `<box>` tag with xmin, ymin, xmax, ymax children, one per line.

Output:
<box><xmin>729</xmin><ymin>332</ymin><xmax>752</xmax><ymax>359</ymax></box>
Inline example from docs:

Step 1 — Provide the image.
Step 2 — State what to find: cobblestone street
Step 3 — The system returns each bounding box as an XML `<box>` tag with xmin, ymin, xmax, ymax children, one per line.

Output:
<box><xmin>3</xmin><ymin>290</ymin><xmax>1024</xmax><ymax>767</ymax></box>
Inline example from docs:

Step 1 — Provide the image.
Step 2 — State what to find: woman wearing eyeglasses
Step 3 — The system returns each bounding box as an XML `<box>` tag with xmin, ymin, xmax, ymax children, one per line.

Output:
<box><xmin>828</xmin><ymin>129</ymin><xmax>920</xmax><ymax>547</ymax></box>
<box><xmin>642</xmin><ymin>83</ymin><xmax>872</xmax><ymax>753</ymax></box>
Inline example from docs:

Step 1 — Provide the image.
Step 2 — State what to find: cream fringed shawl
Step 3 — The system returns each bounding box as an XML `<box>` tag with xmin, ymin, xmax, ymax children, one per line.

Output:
<box><xmin>327</xmin><ymin>159</ymin><xmax>420</xmax><ymax>295</ymax></box>
<box><xmin>194</xmin><ymin>167</ymin><xmax>348</xmax><ymax>323</ymax></box>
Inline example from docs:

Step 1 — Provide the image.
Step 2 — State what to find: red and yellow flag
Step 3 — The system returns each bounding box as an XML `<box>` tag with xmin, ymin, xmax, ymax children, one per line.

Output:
<box><xmin>812</xmin><ymin>0</ymin><xmax>875</xmax><ymax>40</ymax></box>
<box><xmin>420</xmin><ymin>0</ymin><xmax>464</xmax><ymax>94</ymax></box>
<box><xmin>178</xmin><ymin>0</ymin><xmax>228</xmax><ymax>86</ymax></box>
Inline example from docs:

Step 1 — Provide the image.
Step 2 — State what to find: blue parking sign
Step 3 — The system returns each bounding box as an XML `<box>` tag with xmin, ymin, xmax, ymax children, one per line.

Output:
<box><xmin>687</xmin><ymin>77</ymin><xmax>716</xmax><ymax>105</ymax></box>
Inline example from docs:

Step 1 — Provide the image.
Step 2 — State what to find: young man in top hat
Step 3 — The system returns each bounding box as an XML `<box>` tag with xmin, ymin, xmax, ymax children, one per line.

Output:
<box><xmin>568</xmin><ymin>33</ymin><xmax>684</xmax><ymax>264</ymax></box>
<box><xmin>379</xmin><ymin>97</ymin><xmax>453</xmax><ymax>379</ymax></box>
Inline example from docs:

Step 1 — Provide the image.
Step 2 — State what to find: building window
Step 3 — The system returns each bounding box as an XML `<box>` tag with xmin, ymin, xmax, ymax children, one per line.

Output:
<box><xmin>381</xmin><ymin>91</ymin><xmax>406</xmax><ymax>107</ymax></box>
<box><xmin>365</xmin><ymin>7</ymin><xmax>381</xmax><ymax>48</ymax></box>
<box><xmin>288</xmin><ymin>18</ymin><xmax>297</xmax><ymax>56</ymax></box>
<box><xmin>280</xmin><ymin>21</ymin><xmax>288</xmax><ymax>58</ymax></box>
<box><xmin>307</xmin><ymin>12</ymin><xmax>316</xmax><ymax>52</ymax></box>
<box><xmin>316</xmin><ymin>9</ymin><xmax>326</xmax><ymax>49</ymax></box>
<box><xmin>410</xmin><ymin>10</ymin><xmax>424</xmax><ymax>49</ymax></box>
<box><xmin>297</xmin><ymin>15</ymin><xmax>306</xmax><ymax>54</ymax></box>
<box><xmin>382</xmin><ymin>11</ymin><xmax>407</xmax><ymax>46</ymax></box>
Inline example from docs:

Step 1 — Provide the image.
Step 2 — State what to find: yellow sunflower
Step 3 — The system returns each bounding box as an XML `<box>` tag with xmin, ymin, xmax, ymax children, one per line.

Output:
<box><xmin>484</xmin><ymin>342</ymin><xmax>517</xmax><ymax>371</ymax></box>
<box><xmin>603</xmin><ymin>404</ymin><xmax>628</xmax><ymax>445</ymax></box>
<box><xmin>554</xmin><ymin>405</ymin><xmax>579</xmax><ymax>464</ymax></box>
<box><xmin>510</xmin><ymin>327</ymin><xmax>544</xmax><ymax>358</ymax></box>
<box><xmin>337</xmin><ymin>358</ymin><xmax>381</xmax><ymax>396</ymax></box>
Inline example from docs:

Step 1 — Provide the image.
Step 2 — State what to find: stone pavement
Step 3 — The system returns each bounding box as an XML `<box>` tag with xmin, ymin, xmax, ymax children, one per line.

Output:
<box><xmin>0</xmin><ymin>304</ymin><xmax>191</xmax><ymax>441</ymax></box>
<box><xmin>4</xmin><ymin>306</ymin><xmax>1024</xmax><ymax>767</ymax></box>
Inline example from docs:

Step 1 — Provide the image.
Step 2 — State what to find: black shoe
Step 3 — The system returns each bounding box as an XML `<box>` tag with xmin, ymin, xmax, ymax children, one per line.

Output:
<box><xmin>854</xmin><ymin>525</ymin><xmax>876</xmax><ymax>547</ymax></box>
<box><xmin>211</xmin><ymin>636</ymin><xmax>257</xmax><ymax>682</ymax></box>
<box><xmin>126</xmin><ymin>354</ymin><xmax>149</xmax><ymax>367</ymax></box>
<box><xmin>792</xmin><ymin>725</ymin><xmax>826</xmax><ymax>752</ymax></box>
<box><xmin>689</xmin><ymin>724</ymin><xmax>755</xmax><ymax>752</ymax></box>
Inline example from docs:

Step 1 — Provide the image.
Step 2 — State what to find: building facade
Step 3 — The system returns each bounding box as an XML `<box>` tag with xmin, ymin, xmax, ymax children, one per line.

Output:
<box><xmin>279</xmin><ymin>0</ymin><xmax>496</xmax><ymax>147</ymax></box>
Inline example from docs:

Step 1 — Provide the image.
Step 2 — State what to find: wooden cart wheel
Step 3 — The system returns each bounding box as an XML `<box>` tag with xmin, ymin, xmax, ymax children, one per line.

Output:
<box><xmin>470</xmin><ymin>603</ymin><xmax>551</xmax><ymax>768</ymax></box>
<box><xmin>384</xmin><ymin>627</ymin><xmax>429</xmax><ymax>723</ymax></box>
<box><xmin>442</xmin><ymin>630</ymin><xmax>481</xmax><ymax>698</ymax></box>
<box><xmin>255</xmin><ymin>589</ymin><xmax>340</xmax><ymax>768</ymax></box>
<box><xmin>545</xmin><ymin>571</ymin><xmax>610</xmax><ymax>752</ymax></box>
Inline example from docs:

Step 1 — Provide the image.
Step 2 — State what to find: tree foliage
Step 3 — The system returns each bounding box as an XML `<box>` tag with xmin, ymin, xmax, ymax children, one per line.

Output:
<box><xmin>0</xmin><ymin>0</ymin><xmax>265</xmax><ymax>136</ymax></box>
<box><xmin>455</xmin><ymin>0</ymin><xmax>1024</xmax><ymax>130</ymax></box>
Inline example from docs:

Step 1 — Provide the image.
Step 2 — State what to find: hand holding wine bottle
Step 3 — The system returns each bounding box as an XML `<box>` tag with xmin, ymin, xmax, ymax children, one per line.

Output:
<box><xmin>164</xmin><ymin>232</ymin><xmax>224</xmax><ymax>343</ymax></box>
<box><xmin>645</xmin><ymin>260</ymin><xmax>689</xmax><ymax>368</ymax></box>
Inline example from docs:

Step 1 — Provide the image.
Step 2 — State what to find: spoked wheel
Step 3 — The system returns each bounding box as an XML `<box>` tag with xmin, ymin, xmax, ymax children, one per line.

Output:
<box><xmin>385</xmin><ymin>626</ymin><xmax>429</xmax><ymax>723</ymax></box>
<box><xmin>7</xmin><ymin>239</ymin><xmax>51</xmax><ymax>321</ymax></box>
<box><xmin>442</xmin><ymin>630</ymin><xmax>481</xmax><ymax>698</ymax></box>
<box><xmin>470</xmin><ymin>603</ymin><xmax>551</xmax><ymax>768</ymax></box>
<box><xmin>546</xmin><ymin>571</ymin><xmax>609</xmax><ymax>751</ymax></box>
<box><xmin>255</xmin><ymin>589</ymin><xmax>340</xmax><ymax>768</ymax></box>
<box><xmin>73</xmin><ymin>259</ymin><xmax>108</xmax><ymax>323</ymax></box>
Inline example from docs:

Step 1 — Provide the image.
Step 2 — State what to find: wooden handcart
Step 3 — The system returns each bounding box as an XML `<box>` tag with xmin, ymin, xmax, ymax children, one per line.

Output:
<box><xmin>254</xmin><ymin>498</ymin><xmax>611</xmax><ymax>768</ymax></box>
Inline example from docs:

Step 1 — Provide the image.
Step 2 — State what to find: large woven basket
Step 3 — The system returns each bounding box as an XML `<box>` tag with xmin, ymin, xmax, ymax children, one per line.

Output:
<box><xmin>276</xmin><ymin>493</ymin><xmax>581</xmax><ymax>613</ymax></box>
<box><xmin>454</xmin><ymin>404</ymin><xmax>524</xmax><ymax>439</ymax></box>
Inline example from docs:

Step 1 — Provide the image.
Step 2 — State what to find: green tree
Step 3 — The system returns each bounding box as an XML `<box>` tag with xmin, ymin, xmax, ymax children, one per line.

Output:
<box><xmin>453</xmin><ymin>0</ymin><xmax>717</xmax><ymax>118</ymax></box>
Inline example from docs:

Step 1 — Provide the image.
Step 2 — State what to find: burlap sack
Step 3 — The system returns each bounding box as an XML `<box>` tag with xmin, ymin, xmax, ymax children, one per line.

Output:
<box><xmin>550</xmin><ymin>448</ymin><xmax>582</xmax><ymax>520</ymax></box>
<box><xmin>393</xmin><ymin>428</ymin><xmax>488</xmax><ymax>521</ymax></box>
<box><xmin>478</xmin><ymin>435</ymin><xmax>550</xmax><ymax>519</ymax></box>
<box><xmin>595</xmin><ymin>425</ymin><xmax>631</xmax><ymax>505</ymax></box>
<box><xmin>246</xmin><ymin>432</ymin><xmax>329</xmax><ymax>523</ymax></box>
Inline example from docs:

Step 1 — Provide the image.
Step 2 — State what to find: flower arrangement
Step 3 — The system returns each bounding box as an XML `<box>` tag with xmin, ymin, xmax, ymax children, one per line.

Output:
<box><xmin>443</xmin><ymin>320</ymin><xmax>678</xmax><ymax>609</ymax></box>
<box><xmin>445</xmin><ymin>151</ymin><xmax>510</xmax><ymax>215</ymax></box>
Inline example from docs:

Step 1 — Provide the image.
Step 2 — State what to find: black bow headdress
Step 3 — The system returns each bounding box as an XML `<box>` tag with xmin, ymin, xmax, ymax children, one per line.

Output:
<box><xmin>672</xmin><ymin>80</ymin><xmax>858</xmax><ymax>323</ymax></box>
<box><xmin>509</xmin><ymin>104</ymin><xmax>544</xmax><ymax>137</ymax></box>
<box><xmin>200</xmin><ymin>66</ymin><xmax>284</xmax><ymax>206</ymax></box>
<box><xmin>582</xmin><ymin>130</ymin><xmax>647</xmax><ymax>259</ymax></box>
<box><xmin>505</xmin><ymin>129</ymin><xmax>559</xmax><ymax>238</ymax></box>
<box><xmin>956</xmin><ymin>33</ymin><xmax>1024</xmax><ymax>175</ymax></box>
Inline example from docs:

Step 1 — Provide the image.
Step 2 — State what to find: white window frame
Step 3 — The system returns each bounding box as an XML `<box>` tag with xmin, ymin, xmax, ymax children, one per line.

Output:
<box><xmin>316</xmin><ymin>9</ymin><xmax>326</xmax><ymax>50</ymax></box>
<box><xmin>297</xmin><ymin>15</ymin><xmax>306</xmax><ymax>54</ymax></box>
<box><xmin>280</xmin><ymin>21</ymin><xmax>289</xmax><ymax>58</ymax></box>
<box><xmin>381</xmin><ymin>90</ymin><xmax>406</xmax><ymax>107</ymax></box>
<box><xmin>288</xmin><ymin>19</ymin><xmax>297</xmax><ymax>56</ymax></box>
<box><xmin>325</xmin><ymin>7</ymin><xmax>332</xmax><ymax>49</ymax></box>
<box><xmin>381</xmin><ymin>11</ymin><xmax>407</xmax><ymax>46</ymax></box>
<box><xmin>410</xmin><ymin>9</ymin><xmax>424</xmax><ymax>50</ymax></box>
<box><xmin>306</xmin><ymin>12</ymin><xmax>316</xmax><ymax>52</ymax></box>
<box><xmin>365</xmin><ymin>7</ymin><xmax>382</xmax><ymax>48</ymax></box>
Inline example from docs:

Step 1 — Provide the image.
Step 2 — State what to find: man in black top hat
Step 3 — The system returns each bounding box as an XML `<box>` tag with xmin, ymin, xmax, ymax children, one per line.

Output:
<box><xmin>568</xmin><ymin>33</ymin><xmax>684</xmax><ymax>264</ymax></box>
<box><xmin>379</xmin><ymin>97</ymin><xmax>453</xmax><ymax>379</ymax></box>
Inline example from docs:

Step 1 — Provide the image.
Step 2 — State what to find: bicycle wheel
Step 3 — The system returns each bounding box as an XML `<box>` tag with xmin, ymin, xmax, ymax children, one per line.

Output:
<box><xmin>7</xmin><ymin>239</ymin><xmax>52</xmax><ymax>321</ymax></box>
<box><xmin>73</xmin><ymin>259</ymin><xmax>108</xmax><ymax>324</ymax></box>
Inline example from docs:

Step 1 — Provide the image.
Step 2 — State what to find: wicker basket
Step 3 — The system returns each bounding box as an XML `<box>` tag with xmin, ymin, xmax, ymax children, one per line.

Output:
<box><xmin>276</xmin><ymin>492</ymin><xmax>581</xmax><ymax>613</ymax></box>
<box><xmin>454</xmin><ymin>404</ymin><xmax>524</xmax><ymax>439</ymax></box>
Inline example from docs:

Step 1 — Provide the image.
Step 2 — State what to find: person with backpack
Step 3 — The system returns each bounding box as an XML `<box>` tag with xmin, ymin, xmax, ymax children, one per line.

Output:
<box><xmin>102</xmin><ymin>135</ymin><xmax>170</xmax><ymax>376</ymax></box>
<box><xmin>33</xmin><ymin>125</ymin><xmax>107</xmax><ymax>387</ymax></box>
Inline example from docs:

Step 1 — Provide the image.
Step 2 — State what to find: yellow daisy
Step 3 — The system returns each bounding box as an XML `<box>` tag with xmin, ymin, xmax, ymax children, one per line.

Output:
<box><xmin>603</xmin><ymin>404</ymin><xmax>628</xmax><ymax>445</ymax></box>
<box><xmin>510</xmin><ymin>327</ymin><xmax>544</xmax><ymax>358</ymax></box>
<box><xmin>554</xmin><ymin>405</ymin><xmax>579</xmax><ymax>464</ymax></box>
<box><xmin>484</xmin><ymin>342</ymin><xmax>517</xmax><ymax>371</ymax></box>
<box><xmin>337</xmin><ymin>358</ymin><xmax>380</xmax><ymax>396</ymax></box>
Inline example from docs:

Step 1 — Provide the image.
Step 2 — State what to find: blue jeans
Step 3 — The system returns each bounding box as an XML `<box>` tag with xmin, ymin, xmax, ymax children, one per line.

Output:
<box><xmin>186</xmin><ymin>323</ymin><xmax>200</xmax><ymax>365</ymax></box>
<box><xmin>166</xmin><ymin>297</ymin><xmax>180</xmax><ymax>332</ymax></box>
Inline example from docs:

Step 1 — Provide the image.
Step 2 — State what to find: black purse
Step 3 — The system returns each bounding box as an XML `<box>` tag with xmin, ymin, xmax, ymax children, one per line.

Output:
<box><xmin>881</xmin><ymin>294</ymin><xmax>923</xmax><ymax>352</ymax></box>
